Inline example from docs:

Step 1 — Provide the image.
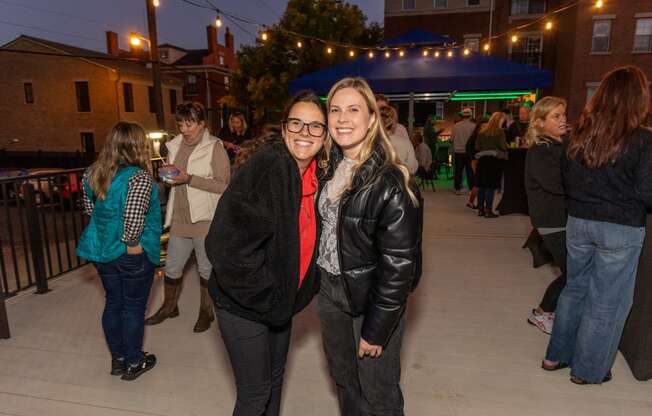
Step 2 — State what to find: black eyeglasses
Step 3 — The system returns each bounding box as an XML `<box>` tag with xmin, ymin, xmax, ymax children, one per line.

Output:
<box><xmin>284</xmin><ymin>118</ymin><xmax>326</xmax><ymax>137</ymax></box>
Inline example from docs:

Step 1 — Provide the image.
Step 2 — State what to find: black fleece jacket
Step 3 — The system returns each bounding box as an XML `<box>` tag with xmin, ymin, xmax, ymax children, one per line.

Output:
<box><xmin>205</xmin><ymin>141</ymin><xmax>320</xmax><ymax>326</ymax></box>
<box><xmin>524</xmin><ymin>136</ymin><xmax>567</xmax><ymax>229</ymax></box>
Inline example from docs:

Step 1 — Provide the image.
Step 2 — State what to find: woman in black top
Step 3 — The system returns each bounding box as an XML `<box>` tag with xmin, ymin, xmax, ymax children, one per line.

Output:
<box><xmin>523</xmin><ymin>97</ymin><xmax>568</xmax><ymax>335</ymax></box>
<box><xmin>543</xmin><ymin>66</ymin><xmax>652</xmax><ymax>385</ymax></box>
<box><xmin>219</xmin><ymin>112</ymin><xmax>251</xmax><ymax>160</ymax></box>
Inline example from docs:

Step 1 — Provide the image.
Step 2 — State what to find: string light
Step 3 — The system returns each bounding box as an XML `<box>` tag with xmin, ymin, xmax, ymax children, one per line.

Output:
<box><xmin>447</xmin><ymin>50</ymin><xmax>453</xmax><ymax>57</ymax></box>
<box><xmin>434</xmin><ymin>51</ymin><xmax>440</xmax><ymax>58</ymax></box>
<box><xmin>399</xmin><ymin>50</ymin><xmax>405</xmax><ymax>57</ymax></box>
<box><xmin>215</xmin><ymin>15</ymin><xmax>222</xmax><ymax>28</ymax></box>
<box><xmin>326</xmin><ymin>46</ymin><xmax>332</xmax><ymax>54</ymax></box>
<box><xmin>368</xmin><ymin>50</ymin><xmax>374</xmax><ymax>58</ymax></box>
<box><xmin>511</xmin><ymin>35</ymin><xmax>518</xmax><ymax>43</ymax></box>
<box><xmin>153</xmin><ymin>0</ymin><xmax>160</xmax><ymax>7</ymax></box>
<box><xmin>384</xmin><ymin>51</ymin><xmax>390</xmax><ymax>58</ymax></box>
<box><xmin>595</xmin><ymin>0</ymin><xmax>603</xmax><ymax>8</ymax></box>
<box><xmin>484</xmin><ymin>43</ymin><xmax>490</xmax><ymax>52</ymax></box>
<box><xmin>545</xmin><ymin>21</ymin><xmax>553</xmax><ymax>30</ymax></box>
<box><xmin>422</xmin><ymin>50</ymin><xmax>428</xmax><ymax>57</ymax></box>
<box><xmin>261</xmin><ymin>32</ymin><xmax>268</xmax><ymax>41</ymax></box>
<box><xmin>296</xmin><ymin>40</ymin><xmax>302</xmax><ymax>48</ymax></box>
<box><xmin>463</xmin><ymin>48</ymin><xmax>470</xmax><ymax>56</ymax></box>
<box><xmin>349</xmin><ymin>50</ymin><xmax>355</xmax><ymax>57</ymax></box>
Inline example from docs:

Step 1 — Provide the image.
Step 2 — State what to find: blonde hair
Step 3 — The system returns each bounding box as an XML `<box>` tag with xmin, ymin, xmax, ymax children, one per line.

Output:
<box><xmin>479</xmin><ymin>112</ymin><xmax>505</xmax><ymax>137</ymax></box>
<box><xmin>229</xmin><ymin>113</ymin><xmax>247</xmax><ymax>135</ymax></box>
<box><xmin>525</xmin><ymin>97</ymin><xmax>567</xmax><ymax>147</ymax></box>
<box><xmin>321</xmin><ymin>77</ymin><xmax>418</xmax><ymax>206</ymax></box>
<box><xmin>87</xmin><ymin>122</ymin><xmax>151</xmax><ymax>200</ymax></box>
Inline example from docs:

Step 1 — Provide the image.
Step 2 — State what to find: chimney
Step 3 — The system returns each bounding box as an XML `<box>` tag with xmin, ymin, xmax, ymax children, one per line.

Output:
<box><xmin>225</xmin><ymin>27</ymin><xmax>234</xmax><ymax>53</ymax></box>
<box><xmin>106</xmin><ymin>31</ymin><xmax>119</xmax><ymax>56</ymax></box>
<box><xmin>207</xmin><ymin>25</ymin><xmax>218</xmax><ymax>54</ymax></box>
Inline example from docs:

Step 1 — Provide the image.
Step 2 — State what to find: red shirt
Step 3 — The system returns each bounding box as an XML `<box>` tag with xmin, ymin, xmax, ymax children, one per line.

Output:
<box><xmin>298</xmin><ymin>159</ymin><xmax>318</xmax><ymax>288</ymax></box>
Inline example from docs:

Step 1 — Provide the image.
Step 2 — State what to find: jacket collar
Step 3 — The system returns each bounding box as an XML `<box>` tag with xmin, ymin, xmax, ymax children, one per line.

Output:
<box><xmin>319</xmin><ymin>137</ymin><xmax>385</xmax><ymax>192</ymax></box>
<box><xmin>166</xmin><ymin>129</ymin><xmax>216</xmax><ymax>154</ymax></box>
<box><xmin>537</xmin><ymin>135</ymin><xmax>563</xmax><ymax>147</ymax></box>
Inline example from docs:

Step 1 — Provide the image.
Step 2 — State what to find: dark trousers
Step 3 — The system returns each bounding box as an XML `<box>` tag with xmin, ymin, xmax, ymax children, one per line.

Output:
<box><xmin>95</xmin><ymin>253</ymin><xmax>155</xmax><ymax>365</ymax></box>
<box><xmin>216</xmin><ymin>307</ymin><xmax>291</xmax><ymax>416</ymax></box>
<box><xmin>539</xmin><ymin>231</ymin><xmax>568</xmax><ymax>313</ymax></box>
<box><xmin>317</xmin><ymin>268</ymin><xmax>405</xmax><ymax>416</ymax></box>
<box><xmin>453</xmin><ymin>153</ymin><xmax>473</xmax><ymax>191</ymax></box>
<box><xmin>477</xmin><ymin>187</ymin><xmax>496</xmax><ymax>212</ymax></box>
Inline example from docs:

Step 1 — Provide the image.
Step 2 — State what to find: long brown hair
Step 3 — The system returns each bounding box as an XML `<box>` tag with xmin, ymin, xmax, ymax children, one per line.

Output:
<box><xmin>525</xmin><ymin>96</ymin><xmax>567</xmax><ymax>147</ymax></box>
<box><xmin>479</xmin><ymin>112</ymin><xmax>506</xmax><ymax>137</ymax></box>
<box><xmin>87</xmin><ymin>122</ymin><xmax>151</xmax><ymax>200</ymax></box>
<box><xmin>567</xmin><ymin>66</ymin><xmax>650</xmax><ymax>168</ymax></box>
<box><xmin>321</xmin><ymin>77</ymin><xmax>418</xmax><ymax>206</ymax></box>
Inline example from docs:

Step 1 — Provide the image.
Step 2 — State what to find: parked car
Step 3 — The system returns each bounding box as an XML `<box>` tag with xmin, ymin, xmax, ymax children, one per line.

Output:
<box><xmin>15</xmin><ymin>169</ymin><xmax>80</xmax><ymax>206</ymax></box>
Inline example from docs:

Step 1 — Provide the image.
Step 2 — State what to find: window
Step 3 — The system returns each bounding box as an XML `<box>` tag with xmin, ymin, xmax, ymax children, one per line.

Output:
<box><xmin>123</xmin><ymin>83</ymin><xmax>134</xmax><ymax>112</ymax></box>
<box><xmin>591</xmin><ymin>20</ymin><xmax>611</xmax><ymax>53</ymax></box>
<box><xmin>23</xmin><ymin>82</ymin><xmax>34</xmax><ymax>104</ymax></box>
<box><xmin>75</xmin><ymin>81</ymin><xmax>90</xmax><ymax>112</ymax></box>
<box><xmin>435</xmin><ymin>101</ymin><xmax>444</xmax><ymax>120</ymax></box>
<box><xmin>460</xmin><ymin>101</ymin><xmax>476</xmax><ymax>118</ymax></box>
<box><xmin>403</xmin><ymin>0</ymin><xmax>415</xmax><ymax>10</ymax></box>
<box><xmin>634</xmin><ymin>18</ymin><xmax>652</xmax><ymax>52</ymax></box>
<box><xmin>219</xmin><ymin>55</ymin><xmax>224</xmax><ymax>65</ymax></box>
<box><xmin>434</xmin><ymin>0</ymin><xmax>447</xmax><ymax>7</ymax></box>
<box><xmin>510</xmin><ymin>35</ymin><xmax>543</xmax><ymax>67</ymax></box>
<box><xmin>511</xmin><ymin>0</ymin><xmax>546</xmax><ymax>16</ymax></box>
<box><xmin>186</xmin><ymin>74</ymin><xmax>198</xmax><ymax>96</ymax></box>
<box><xmin>80</xmin><ymin>132</ymin><xmax>95</xmax><ymax>155</ymax></box>
<box><xmin>464</xmin><ymin>38</ymin><xmax>480</xmax><ymax>52</ymax></box>
<box><xmin>467</xmin><ymin>0</ymin><xmax>480</xmax><ymax>6</ymax></box>
<box><xmin>169</xmin><ymin>89</ymin><xmax>177</xmax><ymax>114</ymax></box>
<box><xmin>148</xmin><ymin>86</ymin><xmax>156</xmax><ymax>113</ymax></box>
<box><xmin>586</xmin><ymin>86</ymin><xmax>598</xmax><ymax>103</ymax></box>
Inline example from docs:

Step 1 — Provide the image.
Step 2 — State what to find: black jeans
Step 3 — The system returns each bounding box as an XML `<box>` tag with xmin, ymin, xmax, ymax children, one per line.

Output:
<box><xmin>539</xmin><ymin>231</ymin><xmax>568</xmax><ymax>313</ymax></box>
<box><xmin>95</xmin><ymin>253</ymin><xmax>155</xmax><ymax>365</ymax></box>
<box><xmin>317</xmin><ymin>268</ymin><xmax>405</xmax><ymax>416</ymax></box>
<box><xmin>216</xmin><ymin>307</ymin><xmax>291</xmax><ymax>416</ymax></box>
<box><xmin>453</xmin><ymin>153</ymin><xmax>472</xmax><ymax>191</ymax></box>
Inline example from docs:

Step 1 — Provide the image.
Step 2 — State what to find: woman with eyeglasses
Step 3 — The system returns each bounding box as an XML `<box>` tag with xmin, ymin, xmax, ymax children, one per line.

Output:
<box><xmin>205</xmin><ymin>91</ymin><xmax>326</xmax><ymax>415</ymax></box>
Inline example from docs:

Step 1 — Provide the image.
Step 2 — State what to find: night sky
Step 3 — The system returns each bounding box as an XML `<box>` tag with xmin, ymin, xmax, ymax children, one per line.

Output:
<box><xmin>0</xmin><ymin>0</ymin><xmax>384</xmax><ymax>52</ymax></box>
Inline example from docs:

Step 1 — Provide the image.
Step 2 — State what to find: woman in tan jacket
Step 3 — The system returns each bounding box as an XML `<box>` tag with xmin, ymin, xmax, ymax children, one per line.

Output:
<box><xmin>145</xmin><ymin>102</ymin><xmax>230</xmax><ymax>332</ymax></box>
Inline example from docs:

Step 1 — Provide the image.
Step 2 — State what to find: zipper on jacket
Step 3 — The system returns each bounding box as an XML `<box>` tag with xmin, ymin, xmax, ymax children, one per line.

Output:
<box><xmin>336</xmin><ymin>192</ymin><xmax>355</xmax><ymax>308</ymax></box>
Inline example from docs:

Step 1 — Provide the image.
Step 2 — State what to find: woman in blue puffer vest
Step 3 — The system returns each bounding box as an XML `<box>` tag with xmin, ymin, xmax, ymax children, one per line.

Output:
<box><xmin>76</xmin><ymin>122</ymin><xmax>161</xmax><ymax>381</ymax></box>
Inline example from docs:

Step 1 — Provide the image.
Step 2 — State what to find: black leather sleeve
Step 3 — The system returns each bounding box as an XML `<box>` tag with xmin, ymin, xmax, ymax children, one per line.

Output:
<box><xmin>361</xmin><ymin>183</ymin><xmax>423</xmax><ymax>346</ymax></box>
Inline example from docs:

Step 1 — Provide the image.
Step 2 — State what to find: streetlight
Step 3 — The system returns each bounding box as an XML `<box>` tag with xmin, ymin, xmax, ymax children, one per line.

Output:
<box><xmin>130</xmin><ymin>32</ymin><xmax>151</xmax><ymax>48</ymax></box>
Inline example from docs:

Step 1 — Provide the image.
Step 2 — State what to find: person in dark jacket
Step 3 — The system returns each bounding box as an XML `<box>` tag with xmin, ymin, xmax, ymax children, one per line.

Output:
<box><xmin>543</xmin><ymin>66</ymin><xmax>652</xmax><ymax>385</ymax></box>
<box><xmin>219</xmin><ymin>111</ymin><xmax>252</xmax><ymax>161</ymax></box>
<box><xmin>475</xmin><ymin>112</ymin><xmax>508</xmax><ymax>218</ymax></box>
<box><xmin>205</xmin><ymin>91</ymin><xmax>326</xmax><ymax>415</ymax></box>
<box><xmin>523</xmin><ymin>97</ymin><xmax>568</xmax><ymax>335</ymax></box>
<box><xmin>317</xmin><ymin>77</ymin><xmax>423</xmax><ymax>416</ymax></box>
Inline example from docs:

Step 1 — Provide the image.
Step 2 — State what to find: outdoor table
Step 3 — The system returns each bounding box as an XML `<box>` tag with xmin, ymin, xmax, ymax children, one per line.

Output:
<box><xmin>620</xmin><ymin>214</ymin><xmax>652</xmax><ymax>381</ymax></box>
<box><xmin>496</xmin><ymin>148</ymin><xmax>528</xmax><ymax>216</ymax></box>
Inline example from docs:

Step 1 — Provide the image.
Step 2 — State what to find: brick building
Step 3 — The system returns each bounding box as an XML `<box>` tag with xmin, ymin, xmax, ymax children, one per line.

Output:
<box><xmin>0</xmin><ymin>34</ymin><xmax>183</xmax><ymax>157</ymax></box>
<box><xmin>158</xmin><ymin>26</ymin><xmax>237</xmax><ymax>110</ymax></box>
<box><xmin>385</xmin><ymin>0</ymin><xmax>652</xmax><ymax>120</ymax></box>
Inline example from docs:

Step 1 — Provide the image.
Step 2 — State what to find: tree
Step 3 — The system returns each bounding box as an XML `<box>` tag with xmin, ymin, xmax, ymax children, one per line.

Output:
<box><xmin>230</xmin><ymin>0</ymin><xmax>383</xmax><ymax>123</ymax></box>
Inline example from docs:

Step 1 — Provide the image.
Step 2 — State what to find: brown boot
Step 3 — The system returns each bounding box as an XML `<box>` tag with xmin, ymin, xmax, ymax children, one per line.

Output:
<box><xmin>145</xmin><ymin>276</ymin><xmax>182</xmax><ymax>325</ymax></box>
<box><xmin>193</xmin><ymin>279</ymin><xmax>214</xmax><ymax>333</ymax></box>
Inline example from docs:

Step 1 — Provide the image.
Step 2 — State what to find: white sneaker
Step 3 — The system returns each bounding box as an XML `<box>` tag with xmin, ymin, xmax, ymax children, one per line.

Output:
<box><xmin>527</xmin><ymin>309</ymin><xmax>554</xmax><ymax>335</ymax></box>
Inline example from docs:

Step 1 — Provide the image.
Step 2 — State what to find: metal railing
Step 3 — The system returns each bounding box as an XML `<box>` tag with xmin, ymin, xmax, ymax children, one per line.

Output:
<box><xmin>0</xmin><ymin>168</ymin><xmax>88</xmax><ymax>296</ymax></box>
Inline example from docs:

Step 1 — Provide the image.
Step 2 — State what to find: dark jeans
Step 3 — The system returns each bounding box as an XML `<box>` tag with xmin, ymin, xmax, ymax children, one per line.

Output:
<box><xmin>95</xmin><ymin>252</ymin><xmax>155</xmax><ymax>365</ymax></box>
<box><xmin>477</xmin><ymin>187</ymin><xmax>496</xmax><ymax>212</ymax></box>
<box><xmin>317</xmin><ymin>268</ymin><xmax>405</xmax><ymax>416</ymax></box>
<box><xmin>539</xmin><ymin>231</ymin><xmax>568</xmax><ymax>313</ymax></box>
<box><xmin>453</xmin><ymin>153</ymin><xmax>473</xmax><ymax>191</ymax></box>
<box><xmin>216</xmin><ymin>307</ymin><xmax>291</xmax><ymax>416</ymax></box>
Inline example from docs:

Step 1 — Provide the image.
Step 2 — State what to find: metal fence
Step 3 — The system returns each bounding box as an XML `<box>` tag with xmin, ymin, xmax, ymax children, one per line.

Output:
<box><xmin>0</xmin><ymin>168</ymin><xmax>88</xmax><ymax>296</ymax></box>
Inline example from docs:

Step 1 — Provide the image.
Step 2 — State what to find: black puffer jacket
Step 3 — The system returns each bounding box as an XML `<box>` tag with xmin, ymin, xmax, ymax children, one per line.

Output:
<box><xmin>206</xmin><ymin>141</ymin><xmax>320</xmax><ymax>326</ymax></box>
<box><xmin>319</xmin><ymin>141</ymin><xmax>423</xmax><ymax>346</ymax></box>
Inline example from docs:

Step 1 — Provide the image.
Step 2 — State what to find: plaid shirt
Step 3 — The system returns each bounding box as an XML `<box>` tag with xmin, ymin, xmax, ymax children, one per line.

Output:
<box><xmin>82</xmin><ymin>170</ymin><xmax>153</xmax><ymax>247</ymax></box>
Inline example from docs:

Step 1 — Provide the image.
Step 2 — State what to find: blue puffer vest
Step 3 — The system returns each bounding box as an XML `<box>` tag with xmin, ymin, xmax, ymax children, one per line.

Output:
<box><xmin>76</xmin><ymin>166</ymin><xmax>161</xmax><ymax>265</ymax></box>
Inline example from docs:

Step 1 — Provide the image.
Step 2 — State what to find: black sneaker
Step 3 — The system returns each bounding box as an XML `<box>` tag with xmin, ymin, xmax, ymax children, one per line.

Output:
<box><xmin>111</xmin><ymin>357</ymin><xmax>126</xmax><ymax>376</ymax></box>
<box><xmin>121</xmin><ymin>353</ymin><xmax>157</xmax><ymax>381</ymax></box>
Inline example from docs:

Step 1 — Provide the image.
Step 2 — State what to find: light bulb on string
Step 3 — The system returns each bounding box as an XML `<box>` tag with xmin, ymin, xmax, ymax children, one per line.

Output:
<box><xmin>349</xmin><ymin>50</ymin><xmax>355</xmax><ymax>57</ymax></box>
<box><xmin>399</xmin><ymin>50</ymin><xmax>405</xmax><ymax>57</ymax></box>
<box><xmin>595</xmin><ymin>0</ymin><xmax>603</xmax><ymax>8</ymax></box>
<box><xmin>484</xmin><ymin>43</ymin><xmax>490</xmax><ymax>52</ymax></box>
<box><xmin>463</xmin><ymin>48</ymin><xmax>470</xmax><ymax>56</ymax></box>
<box><xmin>434</xmin><ymin>51</ymin><xmax>440</xmax><ymax>58</ymax></box>
<box><xmin>385</xmin><ymin>51</ymin><xmax>390</xmax><ymax>58</ymax></box>
<box><xmin>297</xmin><ymin>41</ymin><xmax>302</xmax><ymax>48</ymax></box>
<box><xmin>153</xmin><ymin>0</ymin><xmax>160</xmax><ymax>7</ymax></box>
<box><xmin>368</xmin><ymin>50</ymin><xmax>374</xmax><ymax>58</ymax></box>
<box><xmin>261</xmin><ymin>32</ymin><xmax>268</xmax><ymax>41</ymax></box>
<box><xmin>215</xmin><ymin>15</ymin><xmax>222</xmax><ymax>28</ymax></box>
<box><xmin>326</xmin><ymin>46</ymin><xmax>333</xmax><ymax>55</ymax></box>
<box><xmin>545</xmin><ymin>21</ymin><xmax>553</xmax><ymax>30</ymax></box>
<box><xmin>511</xmin><ymin>35</ymin><xmax>518</xmax><ymax>43</ymax></box>
<box><xmin>422</xmin><ymin>50</ymin><xmax>428</xmax><ymax>57</ymax></box>
<box><xmin>447</xmin><ymin>50</ymin><xmax>453</xmax><ymax>58</ymax></box>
